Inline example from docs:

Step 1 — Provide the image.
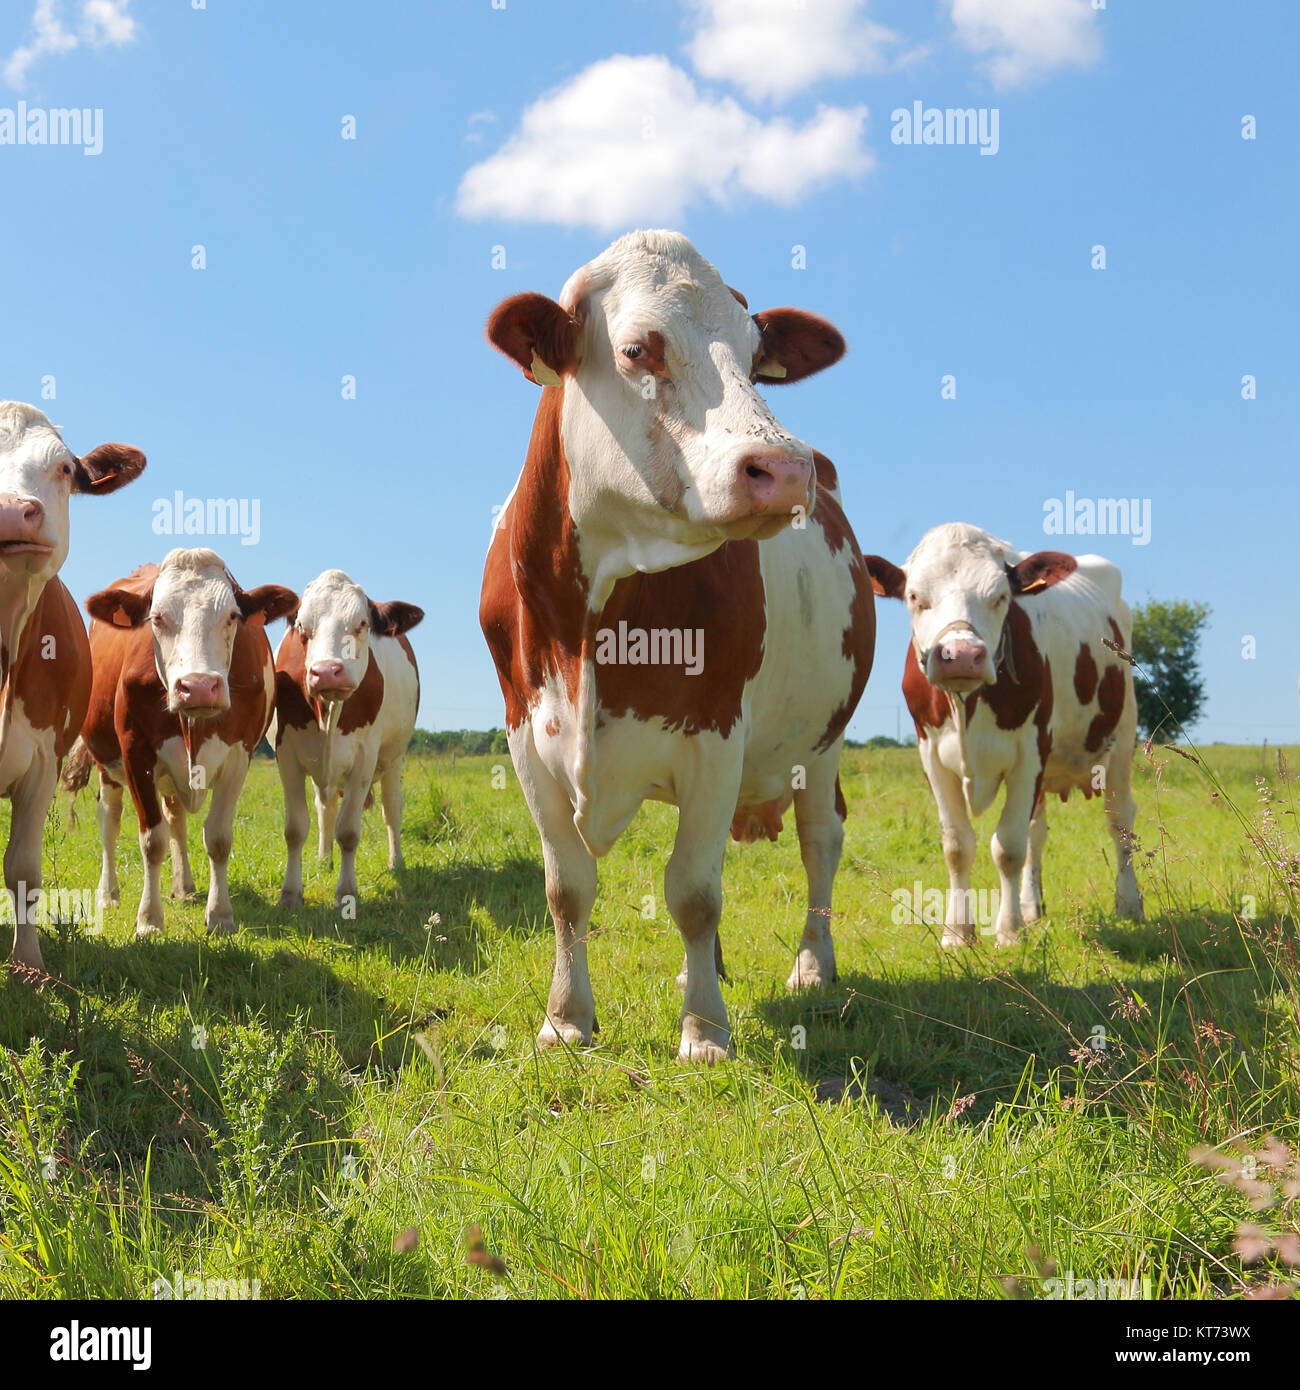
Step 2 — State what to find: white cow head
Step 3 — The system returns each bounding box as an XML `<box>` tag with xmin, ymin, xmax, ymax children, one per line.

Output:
<box><xmin>866</xmin><ymin>524</ymin><xmax>1077</xmax><ymax>693</ymax></box>
<box><xmin>0</xmin><ymin>401</ymin><xmax>145</xmax><ymax>664</ymax></box>
<box><xmin>292</xmin><ymin>569</ymin><xmax>423</xmax><ymax>706</ymax></box>
<box><xmin>87</xmin><ymin>548</ymin><xmax>297</xmax><ymax>718</ymax></box>
<box><xmin>487</xmin><ymin>230</ymin><xmax>845</xmax><ymax>576</ymax></box>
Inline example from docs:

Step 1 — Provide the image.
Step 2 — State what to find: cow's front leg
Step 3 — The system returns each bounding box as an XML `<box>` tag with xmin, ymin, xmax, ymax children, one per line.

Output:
<box><xmin>1104</xmin><ymin>740</ymin><xmax>1144</xmax><ymax>921</ymax></box>
<box><xmin>1020</xmin><ymin>796</ymin><xmax>1048</xmax><ymax>922</ymax></box>
<box><xmin>923</xmin><ymin>746</ymin><xmax>977</xmax><ymax>947</ymax></box>
<box><xmin>332</xmin><ymin>774</ymin><xmax>368</xmax><ymax>909</ymax></box>
<box><xmin>316</xmin><ymin>786</ymin><xmax>338</xmax><ymax>865</ymax></box>
<box><xmin>203</xmin><ymin>748</ymin><xmax>248</xmax><ymax>934</ymax></box>
<box><xmin>125</xmin><ymin>752</ymin><xmax>166</xmax><ymax>938</ymax></box>
<box><xmin>277</xmin><ymin>754</ymin><xmax>309</xmax><ymax>909</ymax></box>
<box><xmin>162</xmin><ymin>795</ymin><xmax>197</xmax><ymax>900</ymax></box>
<box><xmin>786</xmin><ymin>755</ymin><xmax>843</xmax><ymax>988</ymax></box>
<box><xmin>990</xmin><ymin>768</ymin><xmax>1037</xmax><ymax>947</ymax></box>
<box><xmin>666</xmin><ymin>809</ymin><xmax>732</xmax><ymax>1064</ymax></box>
<box><xmin>7</xmin><ymin>758</ymin><xmax>55</xmax><ymax>973</ymax></box>
<box><xmin>96</xmin><ymin>775</ymin><xmax>123</xmax><ymax>910</ymax></box>
<box><xmin>379</xmin><ymin>762</ymin><xmax>405</xmax><ymax>870</ymax></box>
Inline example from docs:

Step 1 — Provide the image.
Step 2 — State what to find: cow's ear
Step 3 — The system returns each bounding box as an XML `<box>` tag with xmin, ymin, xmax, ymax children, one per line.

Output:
<box><xmin>73</xmin><ymin>443</ymin><xmax>146</xmax><ymax>495</ymax></box>
<box><xmin>864</xmin><ymin>555</ymin><xmax>906</xmax><ymax>600</ymax></box>
<box><xmin>752</xmin><ymin>309</ymin><xmax>845</xmax><ymax>384</ymax></box>
<box><xmin>1007</xmin><ymin>551</ymin><xmax>1077</xmax><ymax>596</ymax></box>
<box><xmin>236</xmin><ymin>585</ymin><xmax>299</xmax><ymax>626</ymax></box>
<box><xmin>86</xmin><ymin>585</ymin><xmax>152</xmax><ymax>628</ymax></box>
<box><xmin>487</xmin><ymin>292</ymin><xmax>582</xmax><ymax>387</ymax></box>
<box><xmin>369</xmin><ymin>600</ymin><xmax>424</xmax><ymax>637</ymax></box>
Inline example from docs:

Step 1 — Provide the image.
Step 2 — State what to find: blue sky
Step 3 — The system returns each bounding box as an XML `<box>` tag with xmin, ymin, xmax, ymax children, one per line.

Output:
<box><xmin>2</xmin><ymin>0</ymin><xmax>1297</xmax><ymax>744</ymax></box>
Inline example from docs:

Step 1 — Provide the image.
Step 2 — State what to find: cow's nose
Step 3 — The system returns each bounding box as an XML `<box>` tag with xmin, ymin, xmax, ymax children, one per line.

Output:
<box><xmin>927</xmin><ymin>639</ymin><xmax>990</xmax><ymax>686</ymax></box>
<box><xmin>736</xmin><ymin>450</ymin><xmax>812</xmax><ymax>516</ymax></box>
<box><xmin>173</xmin><ymin>674</ymin><xmax>227</xmax><ymax>713</ymax></box>
<box><xmin>0</xmin><ymin>497</ymin><xmax>46</xmax><ymax>544</ymax></box>
<box><xmin>308</xmin><ymin>661</ymin><xmax>355</xmax><ymax>696</ymax></box>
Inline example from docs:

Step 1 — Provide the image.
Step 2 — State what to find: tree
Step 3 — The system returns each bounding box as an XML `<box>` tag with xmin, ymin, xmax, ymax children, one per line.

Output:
<box><xmin>1129</xmin><ymin>599</ymin><xmax>1211</xmax><ymax>740</ymax></box>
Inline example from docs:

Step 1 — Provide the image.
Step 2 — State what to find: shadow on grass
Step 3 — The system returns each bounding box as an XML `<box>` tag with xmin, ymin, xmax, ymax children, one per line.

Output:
<box><xmin>228</xmin><ymin>854</ymin><xmax>551</xmax><ymax>972</ymax></box>
<box><xmin>751</xmin><ymin>911</ymin><xmax>1287</xmax><ymax>1122</ymax></box>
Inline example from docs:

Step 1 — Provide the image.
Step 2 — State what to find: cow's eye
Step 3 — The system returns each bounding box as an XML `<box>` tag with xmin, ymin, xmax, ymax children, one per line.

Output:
<box><xmin>60</xmin><ymin>462</ymin><xmax>73</xmax><ymax>477</ymax></box>
<box><xmin>995</xmin><ymin>593</ymin><xmax>1009</xmax><ymax>607</ymax></box>
<box><xmin>621</xmin><ymin>344</ymin><xmax>643</xmax><ymax>361</ymax></box>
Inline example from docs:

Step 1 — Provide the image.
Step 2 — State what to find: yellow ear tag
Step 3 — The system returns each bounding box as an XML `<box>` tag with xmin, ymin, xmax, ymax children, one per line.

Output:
<box><xmin>530</xmin><ymin>355</ymin><xmax>563</xmax><ymax>387</ymax></box>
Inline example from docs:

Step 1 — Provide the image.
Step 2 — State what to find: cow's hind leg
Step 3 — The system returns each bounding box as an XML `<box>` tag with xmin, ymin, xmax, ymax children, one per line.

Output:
<box><xmin>1105</xmin><ymin>739</ymin><xmax>1143</xmax><ymax>921</ymax></box>
<box><xmin>1020</xmin><ymin>796</ymin><xmax>1047</xmax><ymax>922</ymax></box>
<box><xmin>162</xmin><ymin>795</ymin><xmax>197</xmax><ymax>900</ymax></box>
<box><xmin>96</xmin><ymin>775</ymin><xmax>124</xmax><ymax>911</ymax></box>
<box><xmin>378</xmin><ymin>762</ymin><xmax>405</xmax><ymax>871</ymax></box>
<box><xmin>786</xmin><ymin>756</ymin><xmax>843</xmax><ymax>989</ymax></box>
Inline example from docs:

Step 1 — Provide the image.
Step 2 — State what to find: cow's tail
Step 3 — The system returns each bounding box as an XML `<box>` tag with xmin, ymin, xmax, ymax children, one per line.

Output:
<box><xmin>61</xmin><ymin>737</ymin><xmax>94</xmax><ymax>828</ymax></box>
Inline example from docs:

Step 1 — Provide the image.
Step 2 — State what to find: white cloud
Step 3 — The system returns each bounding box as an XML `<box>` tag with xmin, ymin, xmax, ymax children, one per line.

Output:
<box><xmin>948</xmin><ymin>0</ymin><xmax>1101</xmax><ymax>88</ymax></box>
<box><xmin>4</xmin><ymin>0</ymin><xmax>136</xmax><ymax>90</ymax></box>
<box><xmin>684</xmin><ymin>0</ymin><xmax>899</xmax><ymax>103</ymax></box>
<box><xmin>457</xmin><ymin>55</ymin><xmax>871</xmax><ymax>231</ymax></box>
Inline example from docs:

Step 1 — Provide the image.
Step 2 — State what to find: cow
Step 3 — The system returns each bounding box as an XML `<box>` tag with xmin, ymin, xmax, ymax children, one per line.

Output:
<box><xmin>864</xmin><ymin>523</ymin><xmax>1143</xmax><ymax>948</ymax></box>
<box><xmin>66</xmin><ymin>547</ymin><xmax>296</xmax><ymax>938</ymax></box>
<box><xmin>0</xmin><ymin>402</ymin><xmax>146</xmax><ymax>974</ymax></box>
<box><xmin>270</xmin><ymin>569</ymin><xmax>423</xmax><ymax>910</ymax></box>
<box><xmin>479</xmin><ymin>230</ymin><xmax>875</xmax><ymax>1063</ymax></box>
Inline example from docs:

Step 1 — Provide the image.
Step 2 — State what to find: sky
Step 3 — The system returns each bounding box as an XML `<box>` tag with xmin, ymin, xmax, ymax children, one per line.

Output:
<box><xmin>1</xmin><ymin>0</ymin><xmax>1297</xmax><ymax>745</ymax></box>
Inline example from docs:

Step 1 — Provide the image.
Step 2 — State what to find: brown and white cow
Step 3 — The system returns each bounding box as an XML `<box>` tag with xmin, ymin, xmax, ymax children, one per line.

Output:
<box><xmin>270</xmin><ymin>569</ymin><xmax>422</xmax><ymax>909</ymax></box>
<box><xmin>0</xmin><ymin>402</ymin><xmax>146</xmax><ymax>973</ymax></box>
<box><xmin>69</xmin><ymin>548</ymin><xmax>296</xmax><ymax>937</ymax></box>
<box><xmin>480</xmin><ymin>230</ymin><xmax>875</xmax><ymax>1062</ymax></box>
<box><xmin>865</xmin><ymin>523</ymin><xmax>1143</xmax><ymax>947</ymax></box>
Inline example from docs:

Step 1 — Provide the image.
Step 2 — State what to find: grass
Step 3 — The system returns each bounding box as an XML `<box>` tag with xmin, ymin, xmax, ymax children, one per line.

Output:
<box><xmin>0</xmin><ymin>740</ymin><xmax>1297</xmax><ymax>1300</ymax></box>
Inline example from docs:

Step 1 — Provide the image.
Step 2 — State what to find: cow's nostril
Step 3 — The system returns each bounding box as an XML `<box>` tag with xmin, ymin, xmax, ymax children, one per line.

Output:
<box><xmin>746</xmin><ymin>464</ymin><xmax>768</xmax><ymax>481</ymax></box>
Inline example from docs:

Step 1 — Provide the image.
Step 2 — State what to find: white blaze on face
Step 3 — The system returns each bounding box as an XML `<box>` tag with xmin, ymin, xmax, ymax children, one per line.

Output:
<box><xmin>149</xmin><ymin>548</ymin><xmax>243</xmax><ymax>716</ymax></box>
<box><xmin>900</xmin><ymin>524</ymin><xmax>1017</xmax><ymax>692</ymax></box>
<box><xmin>294</xmin><ymin>569</ymin><xmax>372</xmax><ymax>702</ymax></box>
<box><xmin>561</xmin><ymin>230</ymin><xmax>816</xmax><ymax>548</ymax></box>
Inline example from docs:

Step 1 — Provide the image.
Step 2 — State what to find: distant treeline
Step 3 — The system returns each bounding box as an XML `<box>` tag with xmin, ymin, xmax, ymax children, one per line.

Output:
<box><xmin>256</xmin><ymin>728</ymin><xmax>909</xmax><ymax>760</ymax></box>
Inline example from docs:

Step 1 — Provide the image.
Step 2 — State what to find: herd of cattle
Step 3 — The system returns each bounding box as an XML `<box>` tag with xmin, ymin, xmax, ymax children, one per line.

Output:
<box><xmin>2</xmin><ymin>230</ymin><xmax>1145</xmax><ymax>1064</ymax></box>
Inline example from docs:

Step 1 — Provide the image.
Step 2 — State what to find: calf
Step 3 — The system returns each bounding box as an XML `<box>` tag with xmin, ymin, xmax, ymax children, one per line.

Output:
<box><xmin>271</xmin><ymin>569</ymin><xmax>422</xmax><ymax>909</ymax></box>
<box><xmin>865</xmin><ymin>523</ymin><xmax>1143</xmax><ymax>947</ymax></box>
<box><xmin>480</xmin><ymin>230</ymin><xmax>875</xmax><ymax>1062</ymax></box>
<box><xmin>71</xmin><ymin>548</ymin><xmax>296</xmax><ymax>936</ymax></box>
<box><xmin>0</xmin><ymin>402</ymin><xmax>145</xmax><ymax>972</ymax></box>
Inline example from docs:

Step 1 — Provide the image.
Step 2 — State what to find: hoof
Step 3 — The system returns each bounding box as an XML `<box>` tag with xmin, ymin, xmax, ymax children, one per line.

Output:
<box><xmin>277</xmin><ymin>890</ymin><xmax>304</xmax><ymax>911</ymax></box>
<box><xmin>678</xmin><ymin>1037</ymin><xmax>730</xmax><ymax>1065</ymax></box>
<box><xmin>941</xmin><ymin>928</ymin><xmax>976</xmax><ymax>949</ymax></box>
<box><xmin>785</xmin><ymin>964</ymin><xmax>836</xmax><ymax>991</ymax></box>
<box><xmin>994</xmin><ymin>930</ymin><xmax>1024</xmax><ymax>949</ymax></box>
<box><xmin>537</xmin><ymin>1018</ymin><xmax>593</xmax><ymax>1049</ymax></box>
<box><xmin>1116</xmin><ymin>896</ymin><xmax>1144</xmax><ymax>922</ymax></box>
<box><xmin>133</xmin><ymin>924</ymin><xmax>162</xmax><ymax>941</ymax></box>
<box><xmin>97</xmin><ymin>889</ymin><xmax>119</xmax><ymax>911</ymax></box>
<box><xmin>171</xmin><ymin>888</ymin><xmax>200</xmax><ymax>903</ymax></box>
<box><xmin>10</xmin><ymin>942</ymin><xmax>45</xmax><ymax>975</ymax></box>
<box><xmin>205</xmin><ymin>918</ymin><xmax>237</xmax><ymax>937</ymax></box>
